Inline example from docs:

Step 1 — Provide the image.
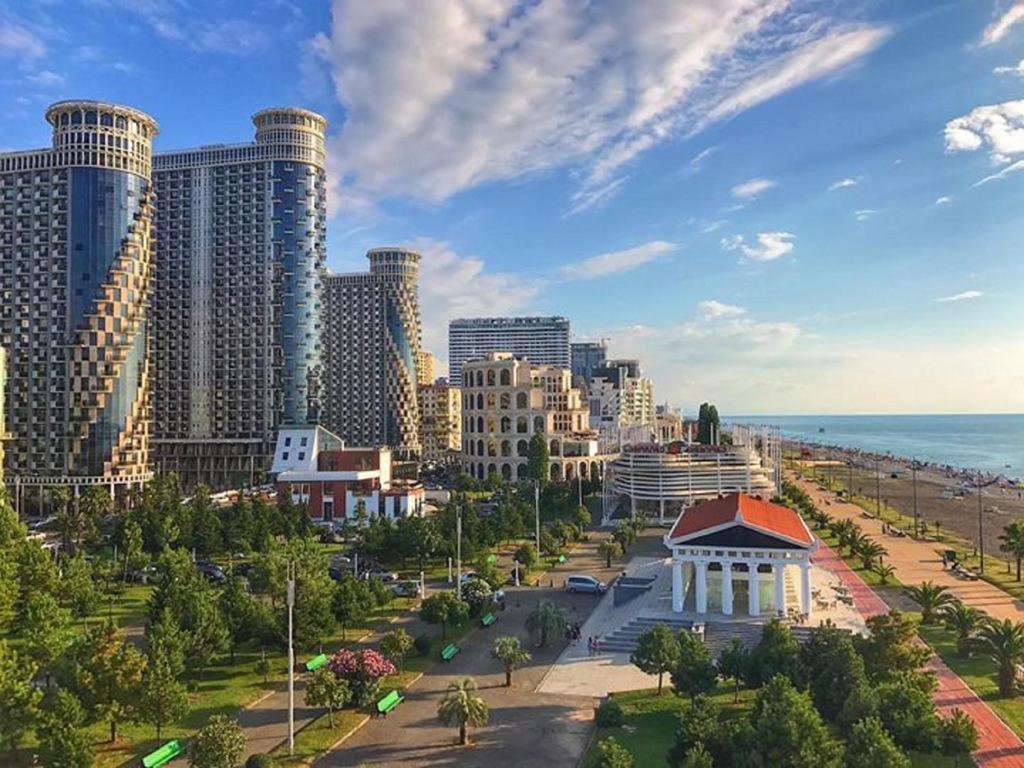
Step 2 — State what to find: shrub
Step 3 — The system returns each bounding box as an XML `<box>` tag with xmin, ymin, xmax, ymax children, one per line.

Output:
<box><xmin>245</xmin><ymin>755</ymin><xmax>276</xmax><ymax>768</ymax></box>
<box><xmin>595</xmin><ymin>697</ymin><xmax>624</xmax><ymax>727</ymax></box>
<box><xmin>414</xmin><ymin>633</ymin><xmax>432</xmax><ymax>657</ymax></box>
<box><xmin>328</xmin><ymin>648</ymin><xmax>397</xmax><ymax>706</ymax></box>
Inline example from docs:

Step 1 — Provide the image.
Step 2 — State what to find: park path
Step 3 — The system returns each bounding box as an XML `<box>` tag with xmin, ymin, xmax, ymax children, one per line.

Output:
<box><xmin>817</xmin><ymin>536</ymin><xmax>1024</xmax><ymax>767</ymax></box>
<box><xmin>795</xmin><ymin>476</ymin><xmax>1024</xmax><ymax>622</ymax></box>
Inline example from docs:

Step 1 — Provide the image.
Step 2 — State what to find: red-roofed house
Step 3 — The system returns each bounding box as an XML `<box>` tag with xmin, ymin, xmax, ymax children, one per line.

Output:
<box><xmin>663</xmin><ymin>492</ymin><xmax>817</xmax><ymax>618</ymax></box>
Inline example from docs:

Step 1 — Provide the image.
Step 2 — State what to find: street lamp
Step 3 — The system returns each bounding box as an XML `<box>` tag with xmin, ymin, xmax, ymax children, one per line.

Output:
<box><xmin>534</xmin><ymin>479</ymin><xmax>541</xmax><ymax>553</ymax></box>
<box><xmin>978</xmin><ymin>471</ymin><xmax>985</xmax><ymax>574</ymax></box>
<box><xmin>287</xmin><ymin>560</ymin><xmax>295</xmax><ymax>756</ymax></box>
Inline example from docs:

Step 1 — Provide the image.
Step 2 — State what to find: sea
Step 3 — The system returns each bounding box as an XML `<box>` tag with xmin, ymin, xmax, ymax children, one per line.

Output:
<box><xmin>726</xmin><ymin>414</ymin><xmax>1024</xmax><ymax>479</ymax></box>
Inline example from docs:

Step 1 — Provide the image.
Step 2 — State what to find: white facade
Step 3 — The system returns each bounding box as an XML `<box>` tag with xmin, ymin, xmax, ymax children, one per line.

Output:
<box><xmin>448</xmin><ymin>316</ymin><xmax>570</xmax><ymax>387</ymax></box>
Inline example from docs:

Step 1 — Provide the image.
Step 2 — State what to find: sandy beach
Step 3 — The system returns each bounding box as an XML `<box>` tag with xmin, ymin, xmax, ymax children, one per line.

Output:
<box><xmin>791</xmin><ymin>445</ymin><xmax>1024</xmax><ymax>562</ymax></box>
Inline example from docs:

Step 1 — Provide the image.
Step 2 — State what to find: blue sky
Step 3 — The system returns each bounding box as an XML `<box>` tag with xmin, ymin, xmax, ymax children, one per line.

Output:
<box><xmin>2</xmin><ymin>0</ymin><xmax>1023</xmax><ymax>415</ymax></box>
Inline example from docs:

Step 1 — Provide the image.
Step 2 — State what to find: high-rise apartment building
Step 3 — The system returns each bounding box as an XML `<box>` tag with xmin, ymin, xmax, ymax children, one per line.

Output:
<box><xmin>0</xmin><ymin>101</ymin><xmax>158</xmax><ymax>504</ymax></box>
<box><xmin>416</xmin><ymin>349</ymin><xmax>437</xmax><ymax>387</ymax></box>
<box><xmin>588</xmin><ymin>359</ymin><xmax>656</xmax><ymax>442</ymax></box>
<box><xmin>418</xmin><ymin>382</ymin><xmax>461</xmax><ymax>463</ymax></box>
<box><xmin>322</xmin><ymin>248</ymin><xmax>421</xmax><ymax>455</ymax></box>
<box><xmin>150</xmin><ymin>107</ymin><xmax>327</xmax><ymax>488</ymax></box>
<box><xmin>0</xmin><ymin>348</ymin><xmax>7</xmax><ymax>483</ymax></box>
<box><xmin>447</xmin><ymin>316</ymin><xmax>570</xmax><ymax>387</ymax></box>
<box><xmin>571</xmin><ymin>340</ymin><xmax>607</xmax><ymax>387</ymax></box>
<box><xmin>460</xmin><ymin>352</ymin><xmax>607</xmax><ymax>483</ymax></box>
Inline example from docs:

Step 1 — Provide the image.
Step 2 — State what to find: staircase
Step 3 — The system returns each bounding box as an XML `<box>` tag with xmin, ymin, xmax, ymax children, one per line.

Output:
<box><xmin>598</xmin><ymin>616</ymin><xmax>821</xmax><ymax>655</ymax></box>
<box><xmin>599</xmin><ymin>615</ymin><xmax>695</xmax><ymax>654</ymax></box>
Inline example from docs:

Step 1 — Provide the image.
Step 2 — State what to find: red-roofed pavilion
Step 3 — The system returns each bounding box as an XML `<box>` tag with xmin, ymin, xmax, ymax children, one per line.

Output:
<box><xmin>663</xmin><ymin>492</ymin><xmax>817</xmax><ymax>618</ymax></box>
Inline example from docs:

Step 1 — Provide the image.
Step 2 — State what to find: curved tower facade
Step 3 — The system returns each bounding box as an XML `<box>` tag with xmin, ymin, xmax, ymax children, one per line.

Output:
<box><xmin>0</xmin><ymin>100</ymin><xmax>158</xmax><ymax>496</ymax></box>
<box><xmin>151</xmin><ymin>107</ymin><xmax>327</xmax><ymax>489</ymax></box>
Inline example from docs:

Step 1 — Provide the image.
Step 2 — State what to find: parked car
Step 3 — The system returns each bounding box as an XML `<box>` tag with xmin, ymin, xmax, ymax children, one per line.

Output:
<box><xmin>564</xmin><ymin>574</ymin><xmax>607</xmax><ymax>594</ymax></box>
<box><xmin>196</xmin><ymin>561</ymin><xmax>227</xmax><ymax>584</ymax></box>
<box><xmin>362</xmin><ymin>567</ymin><xmax>398</xmax><ymax>583</ymax></box>
<box><xmin>391</xmin><ymin>580</ymin><xmax>422</xmax><ymax>598</ymax></box>
<box><xmin>232</xmin><ymin>562</ymin><xmax>255</xmax><ymax>579</ymax></box>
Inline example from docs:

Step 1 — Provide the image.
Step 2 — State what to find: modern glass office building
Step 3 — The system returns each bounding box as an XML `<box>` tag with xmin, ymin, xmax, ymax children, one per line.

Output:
<box><xmin>0</xmin><ymin>100</ymin><xmax>158</xmax><ymax>505</ymax></box>
<box><xmin>151</xmin><ymin>107</ymin><xmax>327</xmax><ymax>489</ymax></box>
<box><xmin>322</xmin><ymin>248</ymin><xmax>422</xmax><ymax>455</ymax></box>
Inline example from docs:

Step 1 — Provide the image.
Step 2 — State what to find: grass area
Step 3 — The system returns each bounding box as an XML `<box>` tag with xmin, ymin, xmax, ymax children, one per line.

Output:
<box><xmin>804</xmin><ymin>516</ymin><xmax>904</xmax><ymax>591</ymax></box>
<box><xmin>918</xmin><ymin>621</ymin><xmax>1024</xmax><ymax>741</ymax></box>
<box><xmin>85</xmin><ymin>583</ymin><xmax>154</xmax><ymax>631</ymax></box>
<box><xmin>582</xmin><ymin>686</ymin><xmax>965</xmax><ymax>768</ymax></box>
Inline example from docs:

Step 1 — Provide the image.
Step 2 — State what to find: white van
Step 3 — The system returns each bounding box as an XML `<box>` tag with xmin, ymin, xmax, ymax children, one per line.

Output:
<box><xmin>564</xmin><ymin>574</ymin><xmax>607</xmax><ymax>594</ymax></box>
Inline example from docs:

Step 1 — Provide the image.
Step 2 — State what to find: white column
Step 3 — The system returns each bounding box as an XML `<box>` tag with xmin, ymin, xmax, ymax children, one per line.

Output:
<box><xmin>748</xmin><ymin>565</ymin><xmax>760</xmax><ymax>617</ymax></box>
<box><xmin>695</xmin><ymin>561</ymin><xmax>708</xmax><ymax>614</ymax></box>
<box><xmin>721</xmin><ymin>561</ymin><xmax>733</xmax><ymax>616</ymax></box>
<box><xmin>774</xmin><ymin>563</ymin><xmax>786</xmax><ymax>616</ymax></box>
<box><xmin>800</xmin><ymin>560</ymin><xmax>812</xmax><ymax>617</ymax></box>
<box><xmin>672</xmin><ymin>559</ymin><xmax>684</xmax><ymax>613</ymax></box>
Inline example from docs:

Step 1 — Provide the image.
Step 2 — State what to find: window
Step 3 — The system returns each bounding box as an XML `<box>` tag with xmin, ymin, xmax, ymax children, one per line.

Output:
<box><xmin>285</xmin><ymin>437</ymin><xmax>292</xmax><ymax>446</ymax></box>
<box><xmin>298</xmin><ymin>451</ymin><xmax>306</xmax><ymax>460</ymax></box>
<box><xmin>282</xmin><ymin>451</ymin><xmax>289</xmax><ymax>461</ymax></box>
<box><xmin>300</xmin><ymin>436</ymin><xmax>308</xmax><ymax>446</ymax></box>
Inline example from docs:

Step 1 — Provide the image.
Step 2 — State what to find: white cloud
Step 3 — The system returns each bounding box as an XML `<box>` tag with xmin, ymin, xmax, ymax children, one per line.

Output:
<box><xmin>701</xmin><ymin>219</ymin><xmax>728</xmax><ymax>234</ymax></box>
<box><xmin>944</xmin><ymin>99</ymin><xmax>1024</xmax><ymax>160</ymax></box>
<box><xmin>25</xmin><ymin>69</ymin><xmax>64</xmax><ymax>87</ymax></box>
<box><xmin>564</xmin><ymin>176</ymin><xmax>628</xmax><ymax>217</ymax></box>
<box><xmin>971</xmin><ymin>158</ymin><xmax>1024</xmax><ymax>187</ymax></box>
<box><xmin>697</xmin><ymin>300</ymin><xmax>746</xmax><ymax>320</ymax></box>
<box><xmin>994</xmin><ymin>59</ymin><xmax>1024</xmax><ymax>76</ymax></box>
<box><xmin>687</xmin><ymin>146</ymin><xmax>719</xmax><ymax>173</ymax></box>
<box><xmin>854</xmin><ymin>209</ymin><xmax>876</xmax><ymax>221</ymax></box>
<box><xmin>731</xmin><ymin>177</ymin><xmax>776</xmax><ymax>199</ymax></box>
<box><xmin>934</xmin><ymin>195</ymin><xmax>952</xmax><ymax>206</ymax></box>
<box><xmin>828</xmin><ymin>177</ymin><xmax>857</xmax><ymax>191</ymax></box>
<box><xmin>722</xmin><ymin>231</ymin><xmax>795</xmax><ymax>262</ymax></box>
<box><xmin>315</xmin><ymin>2</ymin><xmax>888</xmax><ymax>211</ymax></box>
<box><xmin>982</xmin><ymin>1</ymin><xmax>1024</xmax><ymax>46</ymax></box>
<box><xmin>414</xmin><ymin>238</ymin><xmax>542</xmax><ymax>366</ymax></box>
<box><xmin>0</xmin><ymin>18</ymin><xmax>45</xmax><ymax>60</ymax></box>
<box><xmin>560</xmin><ymin>240</ymin><xmax>675</xmax><ymax>280</ymax></box>
<box><xmin>936</xmin><ymin>290</ymin><xmax>983</xmax><ymax>303</ymax></box>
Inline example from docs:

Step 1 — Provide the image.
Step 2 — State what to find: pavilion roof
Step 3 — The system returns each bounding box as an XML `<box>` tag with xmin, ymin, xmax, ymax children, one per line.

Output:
<box><xmin>666</xmin><ymin>492</ymin><xmax>814</xmax><ymax>549</ymax></box>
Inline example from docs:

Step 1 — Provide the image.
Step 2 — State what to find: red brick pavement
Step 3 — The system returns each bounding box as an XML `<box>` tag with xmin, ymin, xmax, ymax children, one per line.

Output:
<box><xmin>814</xmin><ymin>538</ymin><xmax>1024</xmax><ymax>768</ymax></box>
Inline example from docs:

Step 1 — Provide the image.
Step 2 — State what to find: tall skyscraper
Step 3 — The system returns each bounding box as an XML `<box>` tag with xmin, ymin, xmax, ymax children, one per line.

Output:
<box><xmin>322</xmin><ymin>248</ymin><xmax>422</xmax><ymax>455</ymax></box>
<box><xmin>447</xmin><ymin>316</ymin><xmax>570</xmax><ymax>387</ymax></box>
<box><xmin>0</xmin><ymin>101</ymin><xmax>158</xmax><ymax>503</ymax></box>
<box><xmin>571</xmin><ymin>340</ymin><xmax>607</xmax><ymax>387</ymax></box>
<box><xmin>0</xmin><ymin>348</ymin><xmax>7</xmax><ymax>484</ymax></box>
<box><xmin>151</xmin><ymin>107</ymin><xmax>327</xmax><ymax>488</ymax></box>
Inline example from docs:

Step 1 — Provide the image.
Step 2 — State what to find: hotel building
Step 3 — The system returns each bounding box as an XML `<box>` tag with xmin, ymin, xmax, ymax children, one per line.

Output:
<box><xmin>0</xmin><ymin>101</ymin><xmax>158</xmax><ymax>506</ymax></box>
<box><xmin>570</xmin><ymin>340</ymin><xmax>607</xmax><ymax>388</ymax></box>
<box><xmin>416</xmin><ymin>349</ymin><xmax>437</xmax><ymax>387</ymax></box>
<box><xmin>418</xmin><ymin>381</ymin><xmax>461</xmax><ymax>463</ymax></box>
<box><xmin>150</xmin><ymin>107</ymin><xmax>327</xmax><ymax>489</ymax></box>
<box><xmin>448</xmin><ymin>316</ymin><xmax>570</xmax><ymax>387</ymax></box>
<box><xmin>322</xmin><ymin>248</ymin><xmax>422</xmax><ymax>456</ymax></box>
<box><xmin>588</xmin><ymin>359</ymin><xmax>656</xmax><ymax>442</ymax></box>
<box><xmin>460</xmin><ymin>352</ymin><xmax>609</xmax><ymax>483</ymax></box>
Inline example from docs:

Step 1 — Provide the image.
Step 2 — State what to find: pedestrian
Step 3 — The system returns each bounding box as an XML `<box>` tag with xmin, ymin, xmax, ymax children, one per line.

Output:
<box><xmin>594</xmin><ymin>636</ymin><xmax>601</xmax><ymax>654</ymax></box>
<box><xmin>587</xmin><ymin>637</ymin><xmax>594</xmax><ymax>656</ymax></box>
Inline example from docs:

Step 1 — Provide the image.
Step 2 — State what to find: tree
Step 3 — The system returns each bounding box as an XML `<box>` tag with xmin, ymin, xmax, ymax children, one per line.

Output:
<box><xmin>801</xmin><ymin>622</ymin><xmax>869</xmax><ymax>723</ymax></box>
<box><xmin>185</xmin><ymin>591</ymin><xmax>231</xmax><ymax>678</ymax></box>
<box><xmin>856</xmin><ymin>540</ymin><xmax>887</xmax><ymax>570</ymax></box>
<box><xmin>62</xmin><ymin>554</ymin><xmax>101</xmax><ymax>619</ymax></box>
<box><xmin>942</xmin><ymin>601</ymin><xmax>982</xmax><ymax>656</ymax></box>
<box><xmin>526</xmin><ymin>433</ymin><xmax>550</xmax><ymax>486</ymax></box>
<box><xmin>74</xmin><ymin>621</ymin><xmax>146</xmax><ymax>742</ymax></box>
<box><xmin>13</xmin><ymin>539</ymin><xmax>60</xmax><ymax>627</ymax></box>
<box><xmin>717</xmin><ymin>637</ymin><xmax>748</xmax><ymax>703</ymax></box>
<box><xmin>630</xmin><ymin>624</ymin><xmax>679</xmax><ymax>694</ymax></box>
<box><xmin>140</xmin><ymin>656</ymin><xmax>190</xmax><ymax>740</ymax></box>
<box><xmin>332</xmin><ymin>574</ymin><xmax>374</xmax><ymax>639</ymax></box>
<box><xmin>305</xmin><ymin>668</ymin><xmax>351</xmax><ymax>728</ymax></box>
<box><xmin>0</xmin><ymin>640</ymin><xmax>41</xmax><ymax>750</ymax></box>
<box><xmin>22</xmin><ymin>591</ymin><xmax>76</xmax><ymax>685</ymax></box>
<box><xmin>189</xmin><ymin>714</ymin><xmax>245</xmax><ymax>768</ymax></box>
<box><xmin>939</xmin><ymin>708</ymin><xmax>979</xmax><ymax>767</ymax></box>
<box><xmin>492</xmin><ymin>636</ymin><xmax>531</xmax><ymax>687</ymax></box>
<box><xmin>190</xmin><ymin>485</ymin><xmax>223</xmax><ymax>556</ymax></box>
<box><xmin>747</xmin><ymin>675</ymin><xmax>844</xmax><ymax>767</ymax></box>
<box><xmin>437</xmin><ymin>677</ymin><xmax>489</xmax><ymax>746</ymax></box>
<box><xmin>876</xmin><ymin>672</ymin><xmax>940</xmax><ymax>752</ymax></box>
<box><xmin>974</xmin><ymin>618</ymin><xmax>1024</xmax><ymax>697</ymax></box>
<box><xmin>598</xmin><ymin>539</ymin><xmax>623</xmax><ymax>568</ymax></box>
<box><xmin>293</xmin><ymin>570</ymin><xmax>337</xmax><ymax>652</ymax></box>
<box><xmin>327</xmin><ymin>648</ymin><xmax>396</xmax><ymax>707</ymax></box>
<box><xmin>876</xmin><ymin>564</ymin><xmax>896</xmax><ymax>585</ymax></box>
<box><xmin>905</xmin><ymin>581</ymin><xmax>955</xmax><ymax>624</ymax></box>
<box><xmin>219</xmin><ymin>576</ymin><xmax>259</xmax><ymax>663</ymax></box>
<box><xmin>514</xmin><ymin>542</ymin><xmax>538</xmax><ymax>569</ymax></box>
<box><xmin>668</xmin><ymin>694</ymin><xmax>720</xmax><ymax>764</ymax></box>
<box><xmin>747</xmin><ymin>619</ymin><xmax>800</xmax><ymax>686</ymax></box>
<box><xmin>146</xmin><ymin>611</ymin><xmax>188</xmax><ymax>679</ymax></box>
<box><xmin>671</xmin><ymin>630</ymin><xmax>717</xmax><ymax>701</ymax></box>
<box><xmin>37</xmin><ymin>689</ymin><xmax>93</xmax><ymax>768</ymax></box>
<box><xmin>79</xmin><ymin>485</ymin><xmax>112</xmax><ymax>549</ymax></box>
<box><xmin>573</xmin><ymin>505</ymin><xmax>592</xmax><ymax>531</ymax></box>
<box><xmin>612</xmin><ymin>521</ymin><xmax>636</xmax><ymax>553</ymax></box>
<box><xmin>380</xmin><ymin>629</ymin><xmax>414</xmax><ymax>671</ymax></box>
<box><xmin>696</xmin><ymin>403</ymin><xmax>720</xmax><ymax>445</ymax></box>
<box><xmin>120</xmin><ymin>517</ymin><xmax>146</xmax><ymax>582</ymax></box>
<box><xmin>680</xmin><ymin>743</ymin><xmax>713</xmax><ymax>768</ymax></box>
<box><xmin>845</xmin><ymin>716</ymin><xmax>911</xmax><ymax>768</ymax></box>
<box><xmin>596</xmin><ymin>736</ymin><xmax>635</xmax><ymax>767</ymax></box>
<box><xmin>461</xmin><ymin>578</ymin><xmax>494</xmax><ymax>616</ymax></box>
<box><xmin>255</xmin><ymin>649</ymin><xmax>272</xmax><ymax>686</ymax></box>
<box><xmin>999</xmin><ymin>520</ymin><xmax>1024</xmax><ymax>581</ymax></box>
<box><xmin>855</xmin><ymin>611</ymin><xmax>932</xmax><ymax>682</ymax></box>
<box><xmin>525</xmin><ymin>599</ymin><xmax>567</xmax><ymax>647</ymax></box>
<box><xmin>420</xmin><ymin>592</ymin><xmax>469</xmax><ymax>639</ymax></box>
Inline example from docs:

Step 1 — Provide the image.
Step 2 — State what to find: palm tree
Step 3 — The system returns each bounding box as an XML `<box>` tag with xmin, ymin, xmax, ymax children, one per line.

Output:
<box><xmin>942</xmin><ymin>601</ymin><xmax>982</xmax><ymax>656</ymax></box>
<box><xmin>526</xmin><ymin>600</ymin><xmax>567</xmax><ymax>647</ymax></box>
<box><xmin>875</xmin><ymin>564</ymin><xmax>896</xmax><ymax>585</ymax></box>
<box><xmin>975</xmin><ymin>618</ymin><xmax>1024</xmax><ymax>697</ymax></box>
<box><xmin>437</xmin><ymin>678</ymin><xmax>489</xmax><ymax>745</ymax></box>
<box><xmin>999</xmin><ymin>521</ymin><xmax>1024</xmax><ymax>581</ymax></box>
<box><xmin>598</xmin><ymin>539</ymin><xmax>622</xmax><ymax>568</ymax></box>
<box><xmin>856</xmin><ymin>540</ymin><xmax>888</xmax><ymax>571</ymax></box>
<box><xmin>906</xmin><ymin>581</ymin><xmax>955</xmax><ymax>624</ymax></box>
<box><xmin>492</xmin><ymin>636</ymin><xmax>532</xmax><ymax>687</ymax></box>
<box><xmin>831</xmin><ymin>519</ymin><xmax>861</xmax><ymax>554</ymax></box>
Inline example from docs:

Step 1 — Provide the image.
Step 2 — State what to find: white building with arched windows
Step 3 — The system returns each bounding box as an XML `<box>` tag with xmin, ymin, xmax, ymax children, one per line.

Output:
<box><xmin>459</xmin><ymin>352</ymin><xmax>614</xmax><ymax>483</ymax></box>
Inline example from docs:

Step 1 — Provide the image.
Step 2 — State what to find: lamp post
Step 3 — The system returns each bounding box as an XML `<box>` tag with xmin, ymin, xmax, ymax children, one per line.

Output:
<box><xmin>534</xmin><ymin>480</ymin><xmax>541</xmax><ymax>553</ymax></box>
<box><xmin>912</xmin><ymin>460</ymin><xmax>919</xmax><ymax>538</ymax></box>
<box><xmin>978</xmin><ymin>471</ymin><xmax>985</xmax><ymax>574</ymax></box>
<box><xmin>875</xmin><ymin>458</ymin><xmax>881</xmax><ymax>517</ymax></box>
<box><xmin>456</xmin><ymin>502</ymin><xmax>463</xmax><ymax>599</ymax></box>
<box><xmin>287</xmin><ymin>561</ymin><xmax>295</xmax><ymax>756</ymax></box>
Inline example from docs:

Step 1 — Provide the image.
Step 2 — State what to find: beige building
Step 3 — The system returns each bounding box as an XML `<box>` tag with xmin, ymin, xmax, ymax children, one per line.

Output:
<box><xmin>655</xmin><ymin>405</ymin><xmax>685</xmax><ymax>443</ymax></box>
<box><xmin>418</xmin><ymin>382</ymin><xmax>461</xmax><ymax>463</ymax></box>
<box><xmin>416</xmin><ymin>350</ymin><xmax>437</xmax><ymax>387</ymax></box>
<box><xmin>461</xmin><ymin>352</ymin><xmax>610</xmax><ymax>483</ymax></box>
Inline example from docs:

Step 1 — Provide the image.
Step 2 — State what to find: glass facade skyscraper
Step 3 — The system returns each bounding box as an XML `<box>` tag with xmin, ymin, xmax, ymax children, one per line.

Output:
<box><xmin>0</xmin><ymin>100</ymin><xmax>158</xmax><ymax>502</ymax></box>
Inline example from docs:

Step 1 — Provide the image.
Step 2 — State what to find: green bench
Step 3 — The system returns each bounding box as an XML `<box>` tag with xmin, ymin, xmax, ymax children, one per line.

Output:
<box><xmin>305</xmin><ymin>653</ymin><xmax>328</xmax><ymax>672</ymax></box>
<box><xmin>480</xmin><ymin>612</ymin><xmax>497</xmax><ymax>627</ymax></box>
<box><xmin>440</xmin><ymin>643</ymin><xmax>461</xmax><ymax>662</ymax></box>
<box><xmin>376</xmin><ymin>689</ymin><xmax>404</xmax><ymax>716</ymax></box>
<box><xmin>141</xmin><ymin>739</ymin><xmax>184</xmax><ymax>768</ymax></box>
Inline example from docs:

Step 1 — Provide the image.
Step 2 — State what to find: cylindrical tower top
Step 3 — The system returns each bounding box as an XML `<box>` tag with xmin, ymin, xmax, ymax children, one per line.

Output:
<box><xmin>45</xmin><ymin>100</ymin><xmax>159</xmax><ymax>179</ymax></box>
<box><xmin>367</xmin><ymin>247</ymin><xmax>421</xmax><ymax>282</ymax></box>
<box><xmin>252</xmin><ymin>107</ymin><xmax>327</xmax><ymax>168</ymax></box>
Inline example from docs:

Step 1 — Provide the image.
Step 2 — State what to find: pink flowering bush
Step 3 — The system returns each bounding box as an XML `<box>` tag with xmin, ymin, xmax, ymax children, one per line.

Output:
<box><xmin>328</xmin><ymin>648</ymin><xmax>397</xmax><ymax>706</ymax></box>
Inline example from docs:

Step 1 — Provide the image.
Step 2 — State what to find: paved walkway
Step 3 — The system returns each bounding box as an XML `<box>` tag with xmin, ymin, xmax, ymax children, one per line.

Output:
<box><xmin>796</xmin><ymin>476</ymin><xmax>1024</xmax><ymax>622</ymax></box>
<box><xmin>818</xmin><ymin>536</ymin><xmax>1024</xmax><ymax>768</ymax></box>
